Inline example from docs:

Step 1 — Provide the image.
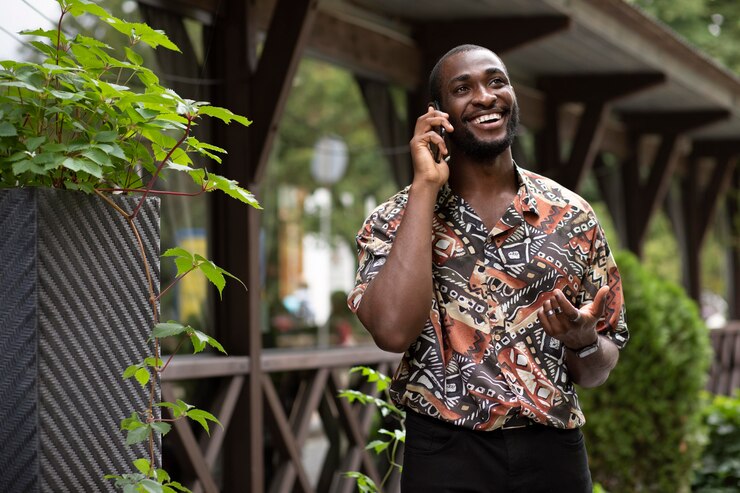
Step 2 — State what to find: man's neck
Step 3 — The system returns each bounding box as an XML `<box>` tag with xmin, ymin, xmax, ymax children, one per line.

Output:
<box><xmin>447</xmin><ymin>148</ymin><xmax>517</xmax><ymax>197</ymax></box>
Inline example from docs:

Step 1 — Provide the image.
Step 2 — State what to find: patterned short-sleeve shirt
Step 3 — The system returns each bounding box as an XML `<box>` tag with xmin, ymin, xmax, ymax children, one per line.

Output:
<box><xmin>348</xmin><ymin>165</ymin><xmax>628</xmax><ymax>431</ymax></box>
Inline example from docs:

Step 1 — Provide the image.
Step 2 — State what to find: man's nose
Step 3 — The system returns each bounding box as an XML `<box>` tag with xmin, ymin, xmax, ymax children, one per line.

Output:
<box><xmin>472</xmin><ymin>86</ymin><xmax>497</xmax><ymax>106</ymax></box>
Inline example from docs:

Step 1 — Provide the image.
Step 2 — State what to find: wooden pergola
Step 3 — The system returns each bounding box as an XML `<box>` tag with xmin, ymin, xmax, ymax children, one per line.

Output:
<box><xmin>134</xmin><ymin>0</ymin><xmax>740</xmax><ymax>491</ymax></box>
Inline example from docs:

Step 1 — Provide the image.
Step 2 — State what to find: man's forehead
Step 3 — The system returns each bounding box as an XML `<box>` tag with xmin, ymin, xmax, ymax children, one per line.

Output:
<box><xmin>443</xmin><ymin>49</ymin><xmax>508</xmax><ymax>77</ymax></box>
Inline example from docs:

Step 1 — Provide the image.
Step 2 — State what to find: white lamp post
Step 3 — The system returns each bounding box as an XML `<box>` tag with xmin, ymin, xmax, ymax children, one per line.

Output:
<box><xmin>310</xmin><ymin>135</ymin><xmax>348</xmax><ymax>347</ymax></box>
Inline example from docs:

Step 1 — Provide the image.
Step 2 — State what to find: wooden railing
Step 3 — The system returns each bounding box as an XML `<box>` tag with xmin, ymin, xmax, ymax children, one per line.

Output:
<box><xmin>707</xmin><ymin>322</ymin><xmax>740</xmax><ymax>395</ymax></box>
<box><xmin>160</xmin><ymin>324</ymin><xmax>740</xmax><ymax>492</ymax></box>
<box><xmin>161</xmin><ymin>345</ymin><xmax>402</xmax><ymax>493</ymax></box>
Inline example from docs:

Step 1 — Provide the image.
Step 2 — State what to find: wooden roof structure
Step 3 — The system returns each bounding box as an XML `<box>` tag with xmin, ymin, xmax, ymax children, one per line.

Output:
<box><xmin>135</xmin><ymin>0</ymin><xmax>740</xmax><ymax>491</ymax></box>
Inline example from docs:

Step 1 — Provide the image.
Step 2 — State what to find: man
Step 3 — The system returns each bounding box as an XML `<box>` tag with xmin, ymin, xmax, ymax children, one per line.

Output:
<box><xmin>347</xmin><ymin>44</ymin><xmax>629</xmax><ymax>492</ymax></box>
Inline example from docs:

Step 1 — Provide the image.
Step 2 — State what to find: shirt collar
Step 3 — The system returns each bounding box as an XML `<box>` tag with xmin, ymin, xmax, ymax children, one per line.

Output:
<box><xmin>433</xmin><ymin>163</ymin><xmax>541</xmax><ymax>218</ymax></box>
<box><xmin>513</xmin><ymin>163</ymin><xmax>540</xmax><ymax>218</ymax></box>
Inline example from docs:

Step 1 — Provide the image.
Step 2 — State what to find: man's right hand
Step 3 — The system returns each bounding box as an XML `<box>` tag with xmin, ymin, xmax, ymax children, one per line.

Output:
<box><xmin>410</xmin><ymin>105</ymin><xmax>454</xmax><ymax>188</ymax></box>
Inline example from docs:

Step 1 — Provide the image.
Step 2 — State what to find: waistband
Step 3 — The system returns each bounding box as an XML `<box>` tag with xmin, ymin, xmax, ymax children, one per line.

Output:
<box><xmin>406</xmin><ymin>409</ymin><xmax>540</xmax><ymax>432</ymax></box>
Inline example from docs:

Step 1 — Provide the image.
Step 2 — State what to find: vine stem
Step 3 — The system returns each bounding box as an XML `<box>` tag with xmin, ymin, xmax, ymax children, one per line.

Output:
<box><xmin>131</xmin><ymin>117</ymin><xmax>193</xmax><ymax>220</ymax></box>
<box><xmin>97</xmin><ymin>187</ymin><xmax>208</xmax><ymax>197</ymax></box>
<box><xmin>157</xmin><ymin>266</ymin><xmax>197</xmax><ymax>302</ymax></box>
<box><xmin>95</xmin><ymin>189</ymin><xmax>160</xmax><ymax>477</ymax></box>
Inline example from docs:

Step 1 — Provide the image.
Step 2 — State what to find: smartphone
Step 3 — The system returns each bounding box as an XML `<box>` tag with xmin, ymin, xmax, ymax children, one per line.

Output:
<box><xmin>429</xmin><ymin>100</ymin><xmax>446</xmax><ymax>163</ymax></box>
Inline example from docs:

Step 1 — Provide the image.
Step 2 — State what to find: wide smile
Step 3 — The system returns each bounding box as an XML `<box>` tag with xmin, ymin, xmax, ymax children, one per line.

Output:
<box><xmin>467</xmin><ymin>111</ymin><xmax>507</xmax><ymax>130</ymax></box>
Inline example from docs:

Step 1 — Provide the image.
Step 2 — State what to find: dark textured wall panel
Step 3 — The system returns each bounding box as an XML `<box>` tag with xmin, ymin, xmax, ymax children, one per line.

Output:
<box><xmin>0</xmin><ymin>188</ymin><xmax>40</xmax><ymax>493</ymax></box>
<box><xmin>0</xmin><ymin>189</ymin><xmax>160</xmax><ymax>492</ymax></box>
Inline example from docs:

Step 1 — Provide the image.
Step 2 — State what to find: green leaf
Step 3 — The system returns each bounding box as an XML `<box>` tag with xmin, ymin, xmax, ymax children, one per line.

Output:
<box><xmin>103</xmin><ymin>17</ymin><xmax>181</xmax><ymax>52</ymax></box>
<box><xmin>26</xmin><ymin>136</ymin><xmax>46</xmax><ymax>151</ymax></box>
<box><xmin>0</xmin><ymin>122</ymin><xmax>17</xmax><ymax>137</ymax></box>
<box><xmin>133</xmin><ymin>458</ymin><xmax>151</xmax><ymax>475</ymax></box>
<box><xmin>197</xmin><ymin>260</ymin><xmax>226</xmax><ymax>298</ymax></box>
<box><xmin>62</xmin><ymin>157</ymin><xmax>103</xmax><ymax>178</ymax></box>
<box><xmin>144</xmin><ymin>356</ymin><xmax>164</xmax><ymax>367</ymax></box>
<box><xmin>197</xmin><ymin>106</ymin><xmax>252</xmax><ymax>127</ymax></box>
<box><xmin>186</xmin><ymin>408</ymin><xmax>221</xmax><ymax>435</ymax></box>
<box><xmin>82</xmin><ymin>148</ymin><xmax>110</xmax><ymax>166</ymax></box>
<box><xmin>121</xmin><ymin>413</ymin><xmax>144</xmax><ymax>431</ymax></box>
<box><xmin>174</xmin><ymin>257</ymin><xmax>194</xmax><ymax>277</ymax></box>
<box><xmin>365</xmin><ymin>439</ymin><xmax>390</xmax><ymax>454</ymax></box>
<box><xmin>155</xmin><ymin>468</ymin><xmax>170</xmax><ymax>483</ymax></box>
<box><xmin>66</xmin><ymin>0</ymin><xmax>112</xmax><ymax>19</ymax></box>
<box><xmin>189</xmin><ymin>329</ymin><xmax>226</xmax><ymax>354</ymax></box>
<box><xmin>163</xmin><ymin>481</ymin><xmax>191</xmax><ymax>493</ymax></box>
<box><xmin>203</xmin><ymin>172</ymin><xmax>261</xmax><ymax>209</ymax></box>
<box><xmin>134</xmin><ymin>367</ymin><xmax>150</xmax><ymax>387</ymax></box>
<box><xmin>126</xmin><ymin>426</ymin><xmax>150</xmax><ymax>445</ymax></box>
<box><xmin>139</xmin><ymin>479</ymin><xmax>164</xmax><ymax>493</ymax></box>
<box><xmin>152</xmin><ymin>322</ymin><xmax>188</xmax><ymax>339</ymax></box>
<box><xmin>12</xmin><ymin>159</ymin><xmax>45</xmax><ymax>175</ymax></box>
<box><xmin>162</xmin><ymin>247</ymin><xmax>194</xmax><ymax>259</ymax></box>
<box><xmin>95</xmin><ymin>130</ymin><xmax>118</xmax><ymax>142</ymax></box>
<box><xmin>125</xmin><ymin>47</ymin><xmax>144</xmax><ymax>66</ymax></box>
<box><xmin>123</xmin><ymin>364</ymin><xmax>140</xmax><ymax>379</ymax></box>
<box><xmin>150</xmin><ymin>421</ymin><xmax>172</xmax><ymax>436</ymax></box>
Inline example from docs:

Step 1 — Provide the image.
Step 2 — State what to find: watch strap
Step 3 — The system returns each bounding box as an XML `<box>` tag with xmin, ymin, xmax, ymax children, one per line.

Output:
<box><xmin>570</xmin><ymin>337</ymin><xmax>600</xmax><ymax>358</ymax></box>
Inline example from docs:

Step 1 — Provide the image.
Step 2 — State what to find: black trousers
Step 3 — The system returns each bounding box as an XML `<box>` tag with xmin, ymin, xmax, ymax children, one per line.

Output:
<box><xmin>401</xmin><ymin>411</ymin><xmax>593</xmax><ymax>493</ymax></box>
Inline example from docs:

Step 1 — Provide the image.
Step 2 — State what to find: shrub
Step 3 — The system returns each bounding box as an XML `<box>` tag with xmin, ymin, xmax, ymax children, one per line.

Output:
<box><xmin>579</xmin><ymin>250</ymin><xmax>712</xmax><ymax>493</ymax></box>
<box><xmin>692</xmin><ymin>392</ymin><xmax>740</xmax><ymax>492</ymax></box>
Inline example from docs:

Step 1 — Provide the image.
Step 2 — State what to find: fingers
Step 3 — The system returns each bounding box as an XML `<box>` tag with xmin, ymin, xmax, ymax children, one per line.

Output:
<box><xmin>410</xmin><ymin>108</ymin><xmax>453</xmax><ymax>179</ymax></box>
<box><xmin>552</xmin><ymin>289</ymin><xmax>580</xmax><ymax>323</ymax></box>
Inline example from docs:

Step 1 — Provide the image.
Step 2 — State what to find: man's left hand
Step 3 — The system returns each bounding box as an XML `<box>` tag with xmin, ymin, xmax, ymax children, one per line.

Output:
<box><xmin>538</xmin><ymin>286</ymin><xmax>609</xmax><ymax>350</ymax></box>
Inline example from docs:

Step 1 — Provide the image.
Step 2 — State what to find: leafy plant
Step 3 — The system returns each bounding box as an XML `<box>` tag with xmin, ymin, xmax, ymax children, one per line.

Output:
<box><xmin>338</xmin><ymin>366</ymin><xmax>405</xmax><ymax>491</ymax></box>
<box><xmin>692</xmin><ymin>391</ymin><xmax>740</xmax><ymax>492</ymax></box>
<box><xmin>0</xmin><ymin>0</ymin><xmax>259</xmax><ymax>491</ymax></box>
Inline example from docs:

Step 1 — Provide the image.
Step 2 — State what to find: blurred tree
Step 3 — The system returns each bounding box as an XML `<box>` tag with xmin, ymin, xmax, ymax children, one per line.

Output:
<box><xmin>627</xmin><ymin>0</ymin><xmax>740</xmax><ymax>75</ymax></box>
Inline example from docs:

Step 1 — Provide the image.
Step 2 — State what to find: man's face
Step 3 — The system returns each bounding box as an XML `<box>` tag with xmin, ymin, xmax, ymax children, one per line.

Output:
<box><xmin>438</xmin><ymin>49</ymin><xmax>519</xmax><ymax>161</ymax></box>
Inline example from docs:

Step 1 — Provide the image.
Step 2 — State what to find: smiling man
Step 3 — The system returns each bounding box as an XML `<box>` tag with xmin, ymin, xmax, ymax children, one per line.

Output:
<box><xmin>348</xmin><ymin>45</ymin><xmax>629</xmax><ymax>492</ymax></box>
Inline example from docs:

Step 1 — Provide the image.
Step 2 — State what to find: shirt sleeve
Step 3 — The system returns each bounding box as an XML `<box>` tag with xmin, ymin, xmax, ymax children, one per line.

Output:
<box><xmin>347</xmin><ymin>195</ymin><xmax>407</xmax><ymax>313</ymax></box>
<box><xmin>578</xmin><ymin>217</ymin><xmax>629</xmax><ymax>350</ymax></box>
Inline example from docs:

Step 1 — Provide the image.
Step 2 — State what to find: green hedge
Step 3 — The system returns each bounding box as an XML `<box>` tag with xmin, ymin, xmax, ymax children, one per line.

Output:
<box><xmin>692</xmin><ymin>392</ymin><xmax>740</xmax><ymax>492</ymax></box>
<box><xmin>579</xmin><ymin>251</ymin><xmax>712</xmax><ymax>493</ymax></box>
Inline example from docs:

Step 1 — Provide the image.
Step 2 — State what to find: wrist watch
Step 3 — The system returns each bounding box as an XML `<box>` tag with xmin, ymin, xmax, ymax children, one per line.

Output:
<box><xmin>568</xmin><ymin>337</ymin><xmax>600</xmax><ymax>358</ymax></box>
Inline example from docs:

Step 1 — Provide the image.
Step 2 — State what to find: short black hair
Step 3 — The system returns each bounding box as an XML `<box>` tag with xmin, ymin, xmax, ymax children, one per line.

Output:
<box><xmin>428</xmin><ymin>44</ymin><xmax>498</xmax><ymax>105</ymax></box>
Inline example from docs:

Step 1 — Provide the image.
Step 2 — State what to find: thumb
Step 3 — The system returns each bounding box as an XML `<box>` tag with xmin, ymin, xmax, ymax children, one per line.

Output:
<box><xmin>587</xmin><ymin>286</ymin><xmax>610</xmax><ymax>319</ymax></box>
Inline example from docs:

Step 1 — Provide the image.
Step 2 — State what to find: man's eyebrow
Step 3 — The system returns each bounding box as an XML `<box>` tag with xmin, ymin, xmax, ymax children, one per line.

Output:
<box><xmin>448</xmin><ymin>67</ymin><xmax>507</xmax><ymax>85</ymax></box>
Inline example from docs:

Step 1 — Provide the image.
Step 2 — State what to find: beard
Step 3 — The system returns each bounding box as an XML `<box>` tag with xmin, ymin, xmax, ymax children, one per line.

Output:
<box><xmin>449</xmin><ymin>101</ymin><xmax>520</xmax><ymax>162</ymax></box>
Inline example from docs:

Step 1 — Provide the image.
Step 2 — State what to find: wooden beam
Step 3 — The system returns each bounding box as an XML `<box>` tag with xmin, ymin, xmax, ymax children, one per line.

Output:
<box><xmin>619</xmin><ymin>110</ymin><xmax>730</xmax><ymax>135</ymax></box>
<box><xmin>250</xmin><ymin>0</ymin><xmax>319</xmax><ymax>184</ymax></box>
<box><xmin>271</xmin><ymin>369</ymin><xmax>330</xmax><ymax>493</ymax></box>
<box><xmin>619</xmin><ymin>110</ymin><xmax>732</xmax><ymax>254</ymax></box>
<box><xmin>356</xmin><ymin>77</ymin><xmax>412</xmax><ymax>186</ymax></box>
<box><xmin>728</xmin><ymin>169</ymin><xmax>740</xmax><ymax>318</ymax></box>
<box><xmin>680</xmin><ymin>152</ymin><xmax>736</xmax><ymax>300</ymax></box>
<box><xmin>639</xmin><ymin>133</ymin><xmax>679</xmax><ymax>236</ymax></box>
<box><xmin>415</xmin><ymin>15</ymin><xmax>571</xmax><ymax>61</ymax></box>
<box><xmin>682</xmin><ymin>157</ymin><xmax>702</xmax><ymax>300</ymax></box>
<box><xmin>562</xmin><ymin>102</ymin><xmax>607</xmax><ymax>190</ymax></box>
<box><xmin>536</xmin><ymin>73</ymin><xmax>664</xmax><ymax>190</ymax></box>
<box><xmin>261</xmin><ymin>375</ymin><xmax>313</xmax><ymax>493</ymax></box>
<box><xmin>535</xmin><ymin>98</ymin><xmax>561</xmax><ymax>174</ymax></box>
<box><xmin>537</xmin><ymin>73</ymin><xmax>665</xmax><ymax>103</ymax></box>
<box><xmin>308</xmin><ymin>11</ymin><xmax>420</xmax><ymax>89</ymax></box>
<box><xmin>692</xmin><ymin>139</ymin><xmax>740</xmax><ymax>158</ymax></box>
<box><xmin>699</xmin><ymin>155</ymin><xmax>736</xmax><ymax>244</ymax></box>
<box><xmin>206</xmin><ymin>0</ymin><xmax>262</xmax><ymax>490</ymax></box>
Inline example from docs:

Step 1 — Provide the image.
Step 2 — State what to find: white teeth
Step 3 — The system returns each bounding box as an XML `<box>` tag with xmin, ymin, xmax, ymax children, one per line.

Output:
<box><xmin>473</xmin><ymin>114</ymin><xmax>502</xmax><ymax>124</ymax></box>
